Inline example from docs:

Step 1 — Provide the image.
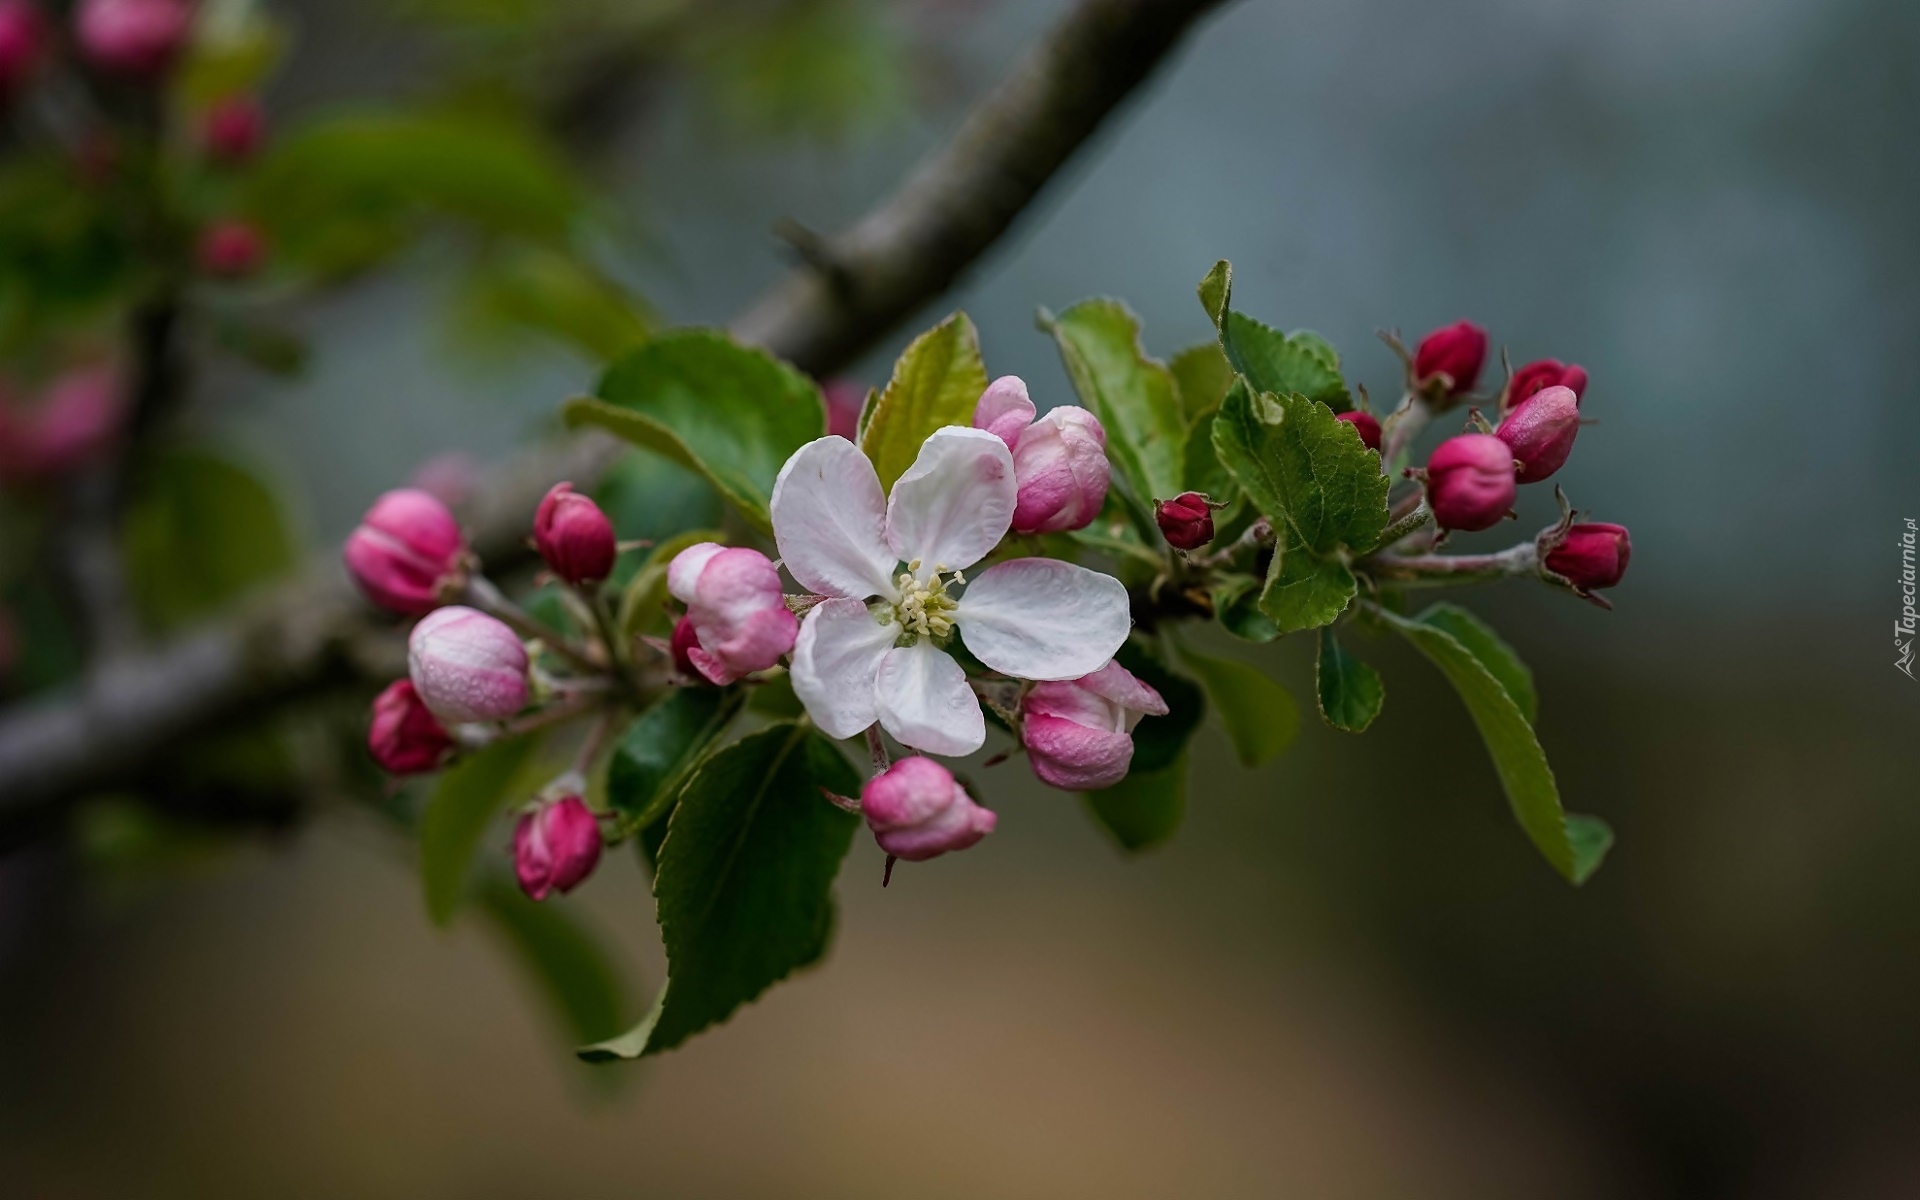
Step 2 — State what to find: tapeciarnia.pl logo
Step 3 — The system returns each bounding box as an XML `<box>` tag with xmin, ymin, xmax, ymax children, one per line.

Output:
<box><xmin>1899</xmin><ymin>518</ymin><xmax>1917</xmax><ymax>679</ymax></box>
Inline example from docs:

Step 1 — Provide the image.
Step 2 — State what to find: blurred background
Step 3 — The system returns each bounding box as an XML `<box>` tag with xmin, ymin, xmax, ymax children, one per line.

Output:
<box><xmin>2</xmin><ymin>0</ymin><xmax>1916</xmax><ymax>1196</ymax></box>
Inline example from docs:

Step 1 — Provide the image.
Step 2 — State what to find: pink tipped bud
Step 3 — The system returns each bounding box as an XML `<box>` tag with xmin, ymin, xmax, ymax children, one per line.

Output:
<box><xmin>533</xmin><ymin>481</ymin><xmax>616</xmax><ymax>585</ymax></box>
<box><xmin>1011</xmin><ymin>406</ymin><xmax>1109</xmax><ymax>534</ymax></box>
<box><xmin>75</xmin><ymin>0</ymin><xmax>192</xmax><ymax>76</ymax></box>
<box><xmin>1546</xmin><ymin>522</ymin><xmax>1631</xmax><ymax>592</ymax></box>
<box><xmin>667</xmin><ymin>543</ymin><xmax>796</xmax><ymax>685</ymax></box>
<box><xmin>1496</xmin><ymin>385</ymin><xmax>1580</xmax><ymax>482</ymax></box>
<box><xmin>1336</xmin><ymin>409</ymin><xmax>1382</xmax><ymax>452</ymax></box>
<box><xmin>367</xmin><ymin>679</ymin><xmax>454</xmax><ymax>775</ymax></box>
<box><xmin>1504</xmin><ymin>358</ymin><xmax>1589</xmax><ymax>411</ymax></box>
<box><xmin>407</xmin><ymin>606</ymin><xmax>528</xmax><ymax>725</ymax></box>
<box><xmin>972</xmin><ymin>374</ymin><xmax>1037</xmax><ymax>449</ymax></box>
<box><xmin>668</xmin><ymin>614</ymin><xmax>704</xmax><ymax>681</ymax></box>
<box><xmin>514</xmin><ymin>795</ymin><xmax>602</xmax><ymax>901</ymax></box>
<box><xmin>344</xmin><ymin>488</ymin><xmax>465</xmax><ymax>614</ymax></box>
<box><xmin>201</xmin><ymin>95</ymin><xmax>265</xmax><ymax>162</ymax></box>
<box><xmin>1425</xmin><ymin>433</ymin><xmax>1516</xmax><ymax>532</ymax></box>
<box><xmin>0</xmin><ymin>2</ymin><xmax>47</xmax><ymax>94</ymax></box>
<box><xmin>197</xmin><ymin>219</ymin><xmax>265</xmax><ymax>278</ymax></box>
<box><xmin>822</xmin><ymin>378</ymin><xmax>865</xmax><ymax>441</ymax></box>
<box><xmin>1413</xmin><ymin>320</ymin><xmax>1488</xmax><ymax>397</ymax></box>
<box><xmin>0</xmin><ymin>363</ymin><xmax>127</xmax><ymax>480</ymax></box>
<box><xmin>1021</xmin><ymin>660</ymin><xmax>1169</xmax><ymax>791</ymax></box>
<box><xmin>1155</xmin><ymin>492</ymin><xmax>1215</xmax><ymax>551</ymax></box>
<box><xmin>861</xmin><ymin>756</ymin><xmax>997</xmax><ymax>862</ymax></box>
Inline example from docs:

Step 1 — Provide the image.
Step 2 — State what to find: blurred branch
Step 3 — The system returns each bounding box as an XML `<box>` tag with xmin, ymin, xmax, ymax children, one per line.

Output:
<box><xmin>0</xmin><ymin>0</ymin><xmax>1235</xmax><ymax>827</ymax></box>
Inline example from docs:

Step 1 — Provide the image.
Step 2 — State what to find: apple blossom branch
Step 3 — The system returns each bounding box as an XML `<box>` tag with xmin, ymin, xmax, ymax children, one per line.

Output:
<box><xmin>0</xmin><ymin>0</ymin><xmax>1239</xmax><ymax>824</ymax></box>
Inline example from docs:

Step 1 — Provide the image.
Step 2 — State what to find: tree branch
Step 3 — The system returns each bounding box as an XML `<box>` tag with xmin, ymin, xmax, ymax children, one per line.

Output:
<box><xmin>0</xmin><ymin>0</ymin><xmax>1234</xmax><ymax>820</ymax></box>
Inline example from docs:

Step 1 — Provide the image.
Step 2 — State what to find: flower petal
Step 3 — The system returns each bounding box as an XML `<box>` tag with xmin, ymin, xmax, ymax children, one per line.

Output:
<box><xmin>884</xmin><ymin>427</ymin><xmax>1015</xmax><ymax>576</ymax></box>
<box><xmin>973</xmin><ymin>375</ymin><xmax>1035</xmax><ymax>449</ymax></box>
<box><xmin>789</xmin><ymin>598</ymin><xmax>896</xmax><ymax>739</ymax></box>
<box><xmin>1076</xmin><ymin>660</ymin><xmax>1168</xmax><ymax>718</ymax></box>
<box><xmin>874</xmin><ymin>640</ymin><xmax>984</xmax><ymax>756</ymax></box>
<box><xmin>771</xmin><ymin>436</ymin><xmax>896</xmax><ymax>599</ymax></box>
<box><xmin>956</xmin><ymin>558</ymin><xmax>1131</xmax><ymax>681</ymax></box>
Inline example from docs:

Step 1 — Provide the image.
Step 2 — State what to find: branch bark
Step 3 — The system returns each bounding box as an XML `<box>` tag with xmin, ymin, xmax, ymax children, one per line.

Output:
<box><xmin>0</xmin><ymin>0</ymin><xmax>1233</xmax><ymax>819</ymax></box>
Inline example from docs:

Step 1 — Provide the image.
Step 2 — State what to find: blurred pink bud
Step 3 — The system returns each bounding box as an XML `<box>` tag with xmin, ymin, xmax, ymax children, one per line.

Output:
<box><xmin>367</xmin><ymin>679</ymin><xmax>453</xmax><ymax>775</ymax></box>
<box><xmin>533</xmin><ymin>481</ymin><xmax>616</xmax><ymax>585</ymax></box>
<box><xmin>408</xmin><ymin>451</ymin><xmax>478</xmax><ymax>508</ymax></box>
<box><xmin>1155</xmin><ymin>492</ymin><xmax>1214</xmax><ymax>551</ymax></box>
<box><xmin>1413</xmin><ymin>320</ymin><xmax>1487</xmax><ymax>397</ymax></box>
<box><xmin>514</xmin><ymin>795</ymin><xmax>602</xmax><ymax>901</ymax></box>
<box><xmin>0</xmin><ymin>2</ymin><xmax>47</xmax><ymax>94</ymax></box>
<box><xmin>971</xmin><ymin>376</ymin><xmax>1110</xmax><ymax>533</ymax></box>
<box><xmin>861</xmin><ymin>756</ymin><xmax>996</xmax><ymax>862</ymax></box>
<box><xmin>344</xmin><ymin>488</ymin><xmax>465</xmax><ymax>614</ymax></box>
<box><xmin>1424</xmin><ymin>433</ymin><xmax>1516</xmax><ymax>532</ymax></box>
<box><xmin>201</xmin><ymin>94</ymin><xmax>264</xmax><ymax>162</ymax></box>
<box><xmin>1546</xmin><ymin>522</ymin><xmax>1631</xmax><ymax>592</ymax></box>
<box><xmin>75</xmin><ymin>0</ymin><xmax>192</xmax><ymax>76</ymax></box>
<box><xmin>668</xmin><ymin>614</ymin><xmax>703</xmax><ymax>681</ymax></box>
<box><xmin>0</xmin><ymin>364</ymin><xmax>126</xmax><ymax>479</ymax></box>
<box><xmin>1496</xmin><ymin>385</ymin><xmax>1580</xmax><ymax>482</ymax></box>
<box><xmin>822</xmin><ymin>378</ymin><xmax>865</xmax><ymax>441</ymax></box>
<box><xmin>667</xmin><ymin>543</ymin><xmax>796</xmax><ymax>685</ymax></box>
<box><xmin>1504</xmin><ymin>359</ymin><xmax>1588</xmax><ymax>412</ymax></box>
<box><xmin>407</xmin><ymin>606</ymin><xmax>528</xmax><ymax>724</ymax></box>
<box><xmin>1336</xmin><ymin>409</ymin><xmax>1382</xmax><ymax>452</ymax></box>
<box><xmin>197</xmin><ymin>219</ymin><xmax>265</xmax><ymax>278</ymax></box>
<box><xmin>1021</xmin><ymin>660</ymin><xmax>1169</xmax><ymax>791</ymax></box>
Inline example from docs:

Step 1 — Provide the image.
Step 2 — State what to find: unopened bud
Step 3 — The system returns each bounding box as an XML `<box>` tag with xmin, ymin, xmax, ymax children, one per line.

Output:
<box><xmin>407</xmin><ymin>606</ymin><xmax>529</xmax><ymax>725</ymax></box>
<box><xmin>344</xmin><ymin>488</ymin><xmax>465</xmax><ymax>614</ymax></box>
<box><xmin>1496</xmin><ymin>384</ymin><xmax>1580</xmax><ymax>482</ymax></box>
<box><xmin>1424</xmin><ymin>433</ymin><xmax>1516</xmax><ymax>532</ymax></box>
<box><xmin>1336</xmin><ymin>409</ymin><xmax>1382</xmax><ymax>452</ymax></box>
<box><xmin>197</xmin><ymin>220</ymin><xmax>266</xmax><ymax>278</ymax></box>
<box><xmin>367</xmin><ymin>679</ymin><xmax>453</xmax><ymax>775</ymax></box>
<box><xmin>0</xmin><ymin>1</ymin><xmax>47</xmax><ymax>94</ymax></box>
<box><xmin>202</xmin><ymin>95</ymin><xmax>266</xmax><ymax>163</ymax></box>
<box><xmin>533</xmin><ymin>481</ymin><xmax>616</xmax><ymax>585</ymax></box>
<box><xmin>972</xmin><ymin>377</ymin><xmax>1110</xmax><ymax>534</ymax></box>
<box><xmin>822</xmin><ymin>377</ymin><xmax>865</xmax><ymax>441</ymax></box>
<box><xmin>1545</xmin><ymin>522</ymin><xmax>1631</xmax><ymax>592</ymax></box>
<box><xmin>1155</xmin><ymin>492</ymin><xmax>1215</xmax><ymax>551</ymax></box>
<box><xmin>513</xmin><ymin>794</ymin><xmax>602</xmax><ymax>901</ymax></box>
<box><xmin>1413</xmin><ymin>320</ymin><xmax>1488</xmax><ymax>398</ymax></box>
<box><xmin>667</xmin><ymin>543</ymin><xmax>796</xmax><ymax>684</ymax></box>
<box><xmin>75</xmin><ymin>0</ymin><xmax>191</xmax><ymax>76</ymax></box>
<box><xmin>1022</xmin><ymin>661</ymin><xmax>1169</xmax><ymax>791</ymax></box>
<box><xmin>1504</xmin><ymin>358</ymin><xmax>1588</xmax><ymax>412</ymax></box>
<box><xmin>0</xmin><ymin>363</ymin><xmax>126</xmax><ymax>480</ymax></box>
<box><xmin>861</xmin><ymin>756</ymin><xmax>996</xmax><ymax>862</ymax></box>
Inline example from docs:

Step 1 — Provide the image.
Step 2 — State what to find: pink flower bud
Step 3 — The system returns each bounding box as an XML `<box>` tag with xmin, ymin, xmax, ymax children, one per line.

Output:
<box><xmin>667</xmin><ymin>543</ymin><xmax>796</xmax><ymax>685</ymax></box>
<box><xmin>407</xmin><ymin>606</ymin><xmax>528</xmax><ymax>724</ymax></box>
<box><xmin>1155</xmin><ymin>491</ymin><xmax>1214</xmax><ymax>551</ymax></box>
<box><xmin>1504</xmin><ymin>358</ymin><xmax>1588</xmax><ymax>412</ymax></box>
<box><xmin>75</xmin><ymin>0</ymin><xmax>192</xmax><ymax>76</ymax></box>
<box><xmin>1413</xmin><ymin>320</ymin><xmax>1487</xmax><ymax>397</ymax></box>
<box><xmin>197</xmin><ymin>219</ymin><xmax>265</xmax><ymax>278</ymax></box>
<box><xmin>201</xmin><ymin>94</ymin><xmax>264</xmax><ymax>162</ymax></box>
<box><xmin>1424</xmin><ymin>433</ymin><xmax>1516</xmax><ymax>532</ymax></box>
<box><xmin>367</xmin><ymin>679</ymin><xmax>453</xmax><ymax>775</ymax></box>
<box><xmin>344</xmin><ymin>488</ymin><xmax>465</xmax><ymax>614</ymax></box>
<box><xmin>861</xmin><ymin>756</ymin><xmax>997</xmax><ymax>862</ymax></box>
<box><xmin>0</xmin><ymin>2</ymin><xmax>47</xmax><ymax>94</ymax></box>
<box><xmin>1496</xmin><ymin>384</ymin><xmax>1580</xmax><ymax>482</ymax></box>
<box><xmin>1336</xmin><ymin>409</ymin><xmax>1382</xmax><ymax>451</ymax></box>
<box><xmin>823</xmin><ymin>377</ymin><xmax>865</xmax><ymax>441</ymax></box>
<box><xmin>1545</xmin><ymin>522</ymin><xmax>1631</xmax><ymax>592</ymax></box>
<box><xmin>514</xmin><ymin>794</ymin><xmax>602</xmax><ymax>901</ymax></box>
<box><xmin>668</xmin><ymin>613</ymin><xmax>705</xmax><ymax>680</ymax></box>
<box><xmin>1021</xmin><ymin>660</ymin><xmax>1169</xmax><ymax>791</ymax></box>
<box><xmin>972</xmin><ymin>376</ymin><xmax>1111</xmax><ymax>534</ymax></box>
<box><xmin>0</xmin><ymin>364</ymin><xmax>126</xmax><ymax>480</ymax></box>
<box><xmin>533</xmin><ymin>481</ymin><xmax>616</xmax><ymax>585</ymax></box>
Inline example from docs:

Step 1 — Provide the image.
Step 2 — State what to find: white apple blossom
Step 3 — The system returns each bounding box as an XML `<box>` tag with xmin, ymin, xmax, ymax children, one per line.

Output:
<box><xmin>771</xmin><ymin>427</ymin><xmax>1132</xmax><ymax>756</ymax></box>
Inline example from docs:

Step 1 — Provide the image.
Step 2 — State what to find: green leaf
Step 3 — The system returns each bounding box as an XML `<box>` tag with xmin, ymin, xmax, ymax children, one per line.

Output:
<box><xmin>1042</xmin><ymin>298</ymin><xmax>1186</xmax><ymax>508</ymax></box>
<box><xmin>1372</xmin><ymin>606</ymin><xmax>1611</xmax><ymax>884</ymax></box>
<box><xmin>1196</xmin><ymin>259</ymin><xmax>1351</xmax><ymax>409</ymax></box>
<box><xmin>1085</xmin><ymin>752</ymin><xmax>1187</xmax><ymax>852</ymax></box>
<box><xmin>420</xmin><ymin>734</ymin><xmax>545</xmax><ymax>926</ymax></box>
<box><xmin>457</xmin><ymin>247</ymin><xmax>655</xmax><ymax>364</ymax></box>
<box><xmin>1315</xmin><ymin>627</ymin><xmax>1384</xmax><ymax>733</ymax></box>
<box><xmin>1259</xmin><ymin>524</ymin><xmax>1360</xmax><ymax>635</ymax></box>
<box><xmin>1170</xmin><ymin>340</ymin><xmax>1233</xmax><ymax>423</ymax></box>
<box><xmin>175</xmin><ymin>11</ymin><xmax>287</xmax><ymax>105</ymax></box>
<box><xmin>606</xmin><ymin>688</ymin><xmax>744</xmax><ymax>832</ymax></box>
<box><xmin>1115</xmin><ymin>641</ymin><xmax>1205</xmax><ymax>774</ymax></box>
<box><xmin>1211</xmin><ymin>379</ymin><xmax>1388</xmax><ymax>556</ymax></box>
<box><xmin>1175</xmin><ymin>645</ymin><xmax>1297</xmax><ymax>767</ymax></box>
<box><xmin>567</xmin><ymin>329</ymin><xmax>825</xmax><ymax>533</ymax></box>
<box><xmin>859</xmin><ymin>312</ymin><xmax>989</xmax><ymax>491</ymax></box>
<box><xmin>583</xmin><ymin>724</ymin><xmax>859</xmax><ymax>1059</ymax></box>
<box><xmin>1414</xmin><ymin>603</ymin><xmax>1537</xmax><ymax>725</ymax></box>
<box><xmin>1182</xmin><ymin>406</ymin><xmax>1238</xmax><ymax>502</ymax></box>
<box><xmin>122</xmin><ymin>449</ymin><xmax>296</xmax><ymax>631</ymax></box>
<box><xmin>1213</xmin><ymin>573</ymin><xmax>1280</xmax><ymax>643</ymax></box>
<box><xmin>476</xmin><ymin>875</ymin><xmax>630</xmax><ymax>1046</ymax></box>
